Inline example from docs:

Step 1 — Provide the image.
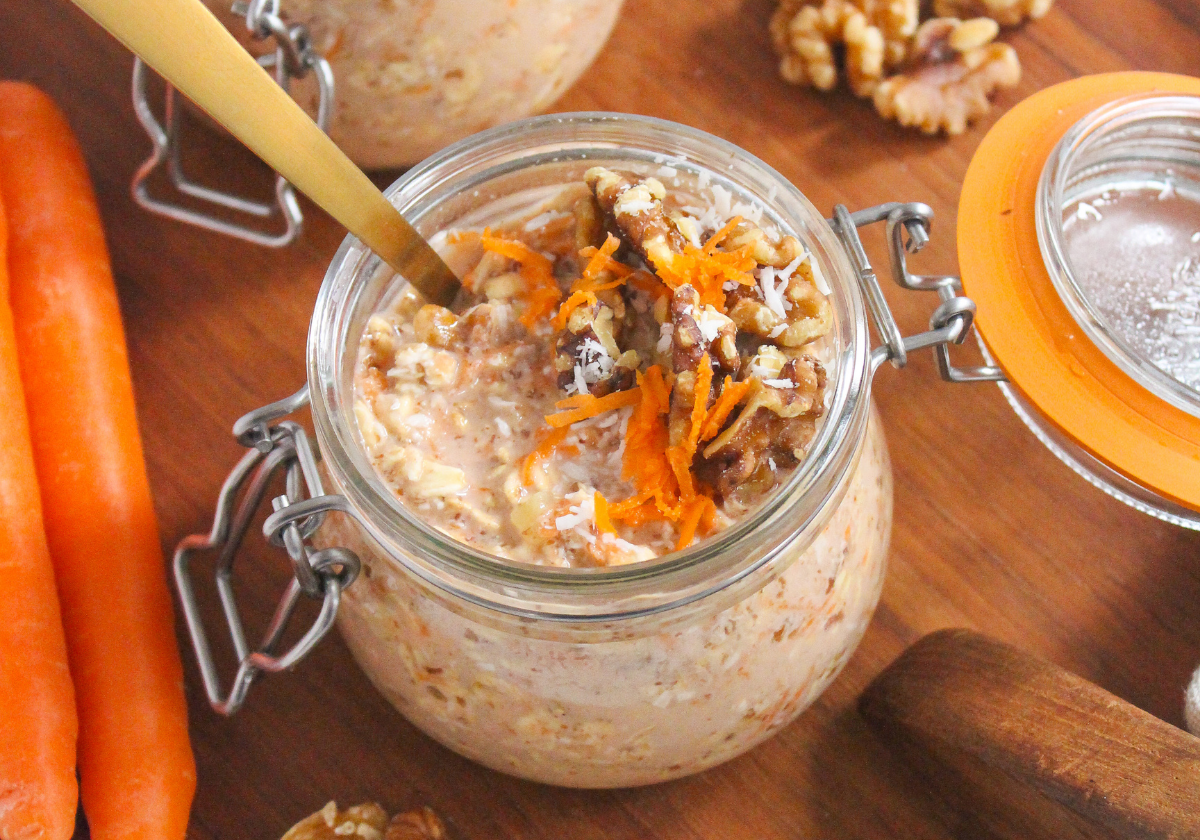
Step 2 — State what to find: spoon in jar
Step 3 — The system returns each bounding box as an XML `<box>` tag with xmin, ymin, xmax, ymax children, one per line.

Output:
<box><xmin>70</xmin><ymin>0</ymin><xmax>461</xmax><ymax>307</ymax></box>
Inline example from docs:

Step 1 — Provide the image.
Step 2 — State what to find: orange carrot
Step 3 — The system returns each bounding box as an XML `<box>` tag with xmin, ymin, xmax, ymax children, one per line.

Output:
<box><xmin>0</xmin><ymin>155</ymin><xmax>79</xmax><ymax>840</ymax></box>
<box><xmin>699</xmin><ymin>376</ymin><xmax>753</xmax><ymax>443</ymax></box>
<box><xmin>480</xmin><ymin>230</ymin><xmax>562</xmax><ymax>327</ymax></box>
<box><xmin>593</xmin><ymin>492</ymin><xmax>615</xmax><ymax>535</ymax></box>
<box><xmin>522</xmin><ymin>426</ymin><xmax>571</xmax><ymax>485</ymax></box>
<box><xmin>676</xmin><ymin>497</ymin><xmax>716</xmax><ymax>551</ymax></box>
<box><xmin>544</xmin><ymin>388</ymin><xmax>643</xmax><ymax>427</ymax></box>
<box><xmin>551</xmin><ymin>290</ymin><xmax>598</xmax><ymax>330</ymax></box>
<box><xmin>0</xmin><ymin>83</ymin><xmax>195</xmax><ymax>840</ymax></box>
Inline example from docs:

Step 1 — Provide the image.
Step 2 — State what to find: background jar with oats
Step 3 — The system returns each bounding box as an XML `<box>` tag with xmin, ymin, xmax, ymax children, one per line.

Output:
<box><xmin>202</xmin><ymin>0</ymin><xmax>625</xmax><ymax>168</ymax></box>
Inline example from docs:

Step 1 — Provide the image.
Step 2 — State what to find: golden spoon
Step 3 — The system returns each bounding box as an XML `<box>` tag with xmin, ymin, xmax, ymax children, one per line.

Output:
<box><xmin>72</xmin><ymin>0</ymin><xmax>460</xmax><ymax>307</ymax></box>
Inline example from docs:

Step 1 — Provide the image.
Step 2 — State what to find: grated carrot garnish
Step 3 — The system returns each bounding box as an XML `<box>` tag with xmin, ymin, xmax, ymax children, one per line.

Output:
<box><xmin>686</xmin><ymin>355</ymin><xmax>714</xmax><ymax>451</ymax></box>
<box><xmin>648</xmin><ymin>236</ymin><xmax>757</xmax><ymax>311</ymax></box>
<box><xmin>667</xmin><ymin>446</ymin><xmax>696</xmax><ymax>502</ymax></box>
<box><xmin>593</xmin><ymin>491</ymin><xmax>615</xmax><ymax>534</ymax></box>
<box><xmin>626</xmin><ymin>269</ymin><xmax>670</xmax><ymax>300</ymax></box>
<box><xmin>702</xmin><ymin>216</ymin><xmax>742</xmax><ymax>254</ymax></box>
<box><xmin>481</xmin><ymin>229</ymin><xmax>562</xmax><ymax>328</ymax></box>
<box><xmin>551</xmin><ymin>290</ymin><xmax>598</xmax><ymax>330</ymax></box>
<box><xmin>544</xmin><ymin>388</ymin><xmax>642</xmax><ymax>428</ymax></box>
<box><xmin>521</xmin><ymin>426</ymin><xmax>570</xmax><ymax>486</ymax></box>
<box><xmin>699</xmin><ymin>376</ymin><xmax>753</xmax><ymax>442</ymax></box>
<box><xmin>675</xmin><ymin>497</ymin><xmax>716</xmax><ymax>551</ymax></box>
<box><xmin>580</xmin><ymin>234</ymin><xmax>631</xmax><ymax>279</ymax></box>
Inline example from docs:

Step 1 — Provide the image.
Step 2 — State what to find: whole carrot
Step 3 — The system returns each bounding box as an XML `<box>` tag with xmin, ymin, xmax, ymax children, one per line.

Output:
<box><xmin>0</xmin><ymin>162</ymin><xmax>79</xmax><ymax>840</ymax></box>
<box><xmin>0</xmin><ymin>83</ymin><xmax>195</xmax><ymax>840</ymax></box>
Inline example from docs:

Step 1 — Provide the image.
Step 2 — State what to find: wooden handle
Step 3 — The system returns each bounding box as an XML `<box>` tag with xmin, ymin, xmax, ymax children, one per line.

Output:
<box><xmin>859</xmin><ymin>629</ymin><xmax>1200</xmax><ymax>839</ymax></box>
<box><xmin>71</xmin><ymin>0</ymin><xmax>458</xmax><ymax>306</ymax></box>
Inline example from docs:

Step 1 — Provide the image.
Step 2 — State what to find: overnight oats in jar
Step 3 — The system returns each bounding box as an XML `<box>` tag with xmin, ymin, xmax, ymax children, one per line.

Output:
<box><xmin>305</xmin><ymin>113</ymin><xmax>893</xmax><ymax>787</ymax></box>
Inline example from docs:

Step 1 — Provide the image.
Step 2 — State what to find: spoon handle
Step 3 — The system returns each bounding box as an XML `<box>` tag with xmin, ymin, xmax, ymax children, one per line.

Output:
<box><xmin>72</xmin><ymin>0</ymin><xmax>459</xmax><ymax>306</ymax></box>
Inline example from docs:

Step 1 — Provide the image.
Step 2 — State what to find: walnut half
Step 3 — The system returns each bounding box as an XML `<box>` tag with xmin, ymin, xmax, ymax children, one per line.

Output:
<box><xmin>771</xmin><ymin>0</ymin><xmax>919</xmax><ymax>97</ymax></box>
<box><xmin>872</xmin><ymin>17</ymin><xmax>1020</xmax><ymax>135</ymax></box>
<box><xmin>281</xmin><ymin>803</ymin><xmax>446</xmax><ymax>840</ymax></box>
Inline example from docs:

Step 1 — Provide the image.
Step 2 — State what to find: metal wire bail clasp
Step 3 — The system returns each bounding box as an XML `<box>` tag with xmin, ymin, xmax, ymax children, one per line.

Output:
<box><xmin>829</xmin><ymin>202</ymin><xmax>1005</xmax><ymax>384</ymax></box>
<box><xmin>130</xmin><ymin>0</ymin><xmax>334</xmax><ymax>247</ymax></box>
<box><xmin>173</xmin><ymin>386</ymin><xmax>360</xmax><ymax>715</ymax></box>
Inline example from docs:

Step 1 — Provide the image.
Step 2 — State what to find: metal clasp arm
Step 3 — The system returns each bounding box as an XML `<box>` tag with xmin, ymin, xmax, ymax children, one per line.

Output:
<box><xmin>173</xmin><ymin>386</ymin><xmax>360</xmax><ymax>715</ymax></box>
<box><xmin>829</xmin><ymin>202</ymin><xmax>1005</xmax><ymax>384</ymax></box>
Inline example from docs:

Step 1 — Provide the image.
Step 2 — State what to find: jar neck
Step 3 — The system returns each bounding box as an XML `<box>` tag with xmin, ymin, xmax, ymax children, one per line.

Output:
<box><xmin>307</xmin><ymin>113</ymin><xmax>873</xmax><ymax>622</ymax></box>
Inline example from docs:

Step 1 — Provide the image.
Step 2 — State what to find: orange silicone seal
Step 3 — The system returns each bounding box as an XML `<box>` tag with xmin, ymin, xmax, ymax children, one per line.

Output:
<box><xmin>959</xmin><ymin>72</ymin><xmax>1200</xmax><ymax>513</ymax></box>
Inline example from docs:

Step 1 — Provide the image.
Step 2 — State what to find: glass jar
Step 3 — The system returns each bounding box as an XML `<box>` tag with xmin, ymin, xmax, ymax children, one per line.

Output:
<box><xmin>202</xmin><ymin>0</ymin><xmax>625</xmax><ymax>169</ymax></box>
<box><xmin>174</xmin><ymin>114</ymin><xmax>994</xmax><ymax>788</ymax></box>
<box><xmin>959</xmin><ymin>72</ymin><xmax>1200</xmax><ymax>530</ymax></box>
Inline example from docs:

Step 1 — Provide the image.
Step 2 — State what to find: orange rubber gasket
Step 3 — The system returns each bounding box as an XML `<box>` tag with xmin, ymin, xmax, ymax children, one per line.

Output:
<box><xmin>959</xmin><ymin>72</ymin><xmax>1200</xmax><ymax>512</ymax></box>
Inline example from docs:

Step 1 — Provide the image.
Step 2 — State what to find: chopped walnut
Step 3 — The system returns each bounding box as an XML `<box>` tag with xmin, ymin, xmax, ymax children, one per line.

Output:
<box><xmin>585</xmin><ymin>167</ymin><xmax>688</xmax><ymax>273</ymax></box>
<box><xmin>725</xmin><ymin>218</ymin><xmax>805</xmax><ymax>269</ymax></box>
<box><xmin>770</xmin><ymin>0</ymin><xmax>918</xmax><ymax>97</ymax></box>
<box><xmin>282</xmin><ymin>803</ymin><xmax>389</xmax><ymax>840</ymax></box>
<box><xmin>932</xmin><ymin>0</ymin><xmax>1053</xmax><ymax>26</ymax></box>
<box><xmin>872</xmin><ymin>17</ymin><xmax>1020</xmax><ymax>135</ymax></box>
<box><xmin>699</xmin><ymin>358</ymin><xmax>826</xmax><ymax>497</ymax></box>
<box><xmin>555</xmin><ymin>299</ymin><xmax>639</xmax><ymax>396</ymax></box>
<box><xmin>727</xmin><ymin>257</ymin><xmax>833</xmax><ymax>349</ymax></box>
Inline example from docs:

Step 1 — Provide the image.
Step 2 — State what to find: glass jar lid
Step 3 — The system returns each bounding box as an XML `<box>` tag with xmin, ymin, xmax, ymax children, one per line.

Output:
<box><xmin>959</xmin><ymin>72</ymin><xmax>1200</xmax><ymax>527</ymax></box>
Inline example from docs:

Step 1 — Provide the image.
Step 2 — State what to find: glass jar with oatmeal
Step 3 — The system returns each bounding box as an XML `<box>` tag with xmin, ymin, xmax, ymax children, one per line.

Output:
<box><xmin>175</xmin><ymin>113</ymin><xmax>998</xmax><ymax>787</ymax></box>
<box><xmin>200</xmin><ymin>0</ymin><xmax>624</xmax><ymax>169</ymax></box>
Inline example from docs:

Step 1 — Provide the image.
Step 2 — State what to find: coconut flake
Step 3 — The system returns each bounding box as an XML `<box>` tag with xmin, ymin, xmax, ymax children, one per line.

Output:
<box><xmin>656</xmin><ymin>321</ymin><xmax>674</xmax><ymax>353</ymax></box>
<box><xmin>763</xmin><ymin>378</ymin><xmax>795</xmax><ymax>389</ymax></box>
<box><xmin>495</xmin><ymin>417</ymin><xmax>512</xmax><ymax>437</ymax></box>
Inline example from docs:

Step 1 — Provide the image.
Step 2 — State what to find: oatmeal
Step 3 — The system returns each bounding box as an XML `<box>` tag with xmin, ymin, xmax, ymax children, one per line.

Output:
<box><xmin>353</xmin><ymin>168</ymin><xmax>836</xmax><ymax>566</ymax></box>
<box><xmin>204</xmin><ymin>0</ymin><xmax>623</xmax><ymax>168</ymax></box>
<box><xmin>307</xmin><ymin>115</ymin><xmax>896</xmax><ymax>787</ymax></box>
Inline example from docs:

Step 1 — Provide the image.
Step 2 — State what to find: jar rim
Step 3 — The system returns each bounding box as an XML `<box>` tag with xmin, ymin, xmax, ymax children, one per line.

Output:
<box><xmin>307</xmin><ymin>112</ymin><xmax>873</xmax><ymax>620</ymax></box>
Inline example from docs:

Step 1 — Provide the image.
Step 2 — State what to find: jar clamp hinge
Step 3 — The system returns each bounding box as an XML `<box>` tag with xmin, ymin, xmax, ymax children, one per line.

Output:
<box><xmin>829</xmin><ymin>202</ymin><xmax>1005</xmax><ymax>383</ymax></box>
<box><xmin>173</xmin><ymin>385</ymin><xmax>362</xmax><ymax>715</ymax></box>
<box><xmin>130</xmin><ymin>0</ymin><xmax>334</xmax><ymax>247</ymax></box>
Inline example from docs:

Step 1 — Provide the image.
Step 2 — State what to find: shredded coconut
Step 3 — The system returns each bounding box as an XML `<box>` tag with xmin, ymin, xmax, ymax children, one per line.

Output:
<box><xmin>763</xmin><ymin>378</ymin><xmax>796</xmax><ymax>389</ymax></box>
<box><xmin>657</xmin><ymin>321</ymin><xmax>674</xmax><ymax>353</ymax></box>
<box><xmin>495</xmin><ymin>417</ymin><xmax>512</xmax><ymax>437</ymax></box>
<box><xmin>758</xmin><ymin>266</ymin><xmax>789</xmax><ymax>319</ymax></box>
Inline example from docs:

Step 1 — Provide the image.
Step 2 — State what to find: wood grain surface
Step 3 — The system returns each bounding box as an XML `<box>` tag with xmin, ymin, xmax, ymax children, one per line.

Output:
<box><xmin>3</xmin><ymin>2</ymin><xmax>1200</xmax><ymax>838</ymax></box>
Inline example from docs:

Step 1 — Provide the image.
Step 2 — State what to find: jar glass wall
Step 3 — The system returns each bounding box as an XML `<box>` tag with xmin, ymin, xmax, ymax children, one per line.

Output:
<box><xmin>307</xmin><ymin>114</ymin><xmax>892</xmax><ymax>786</ymax></box>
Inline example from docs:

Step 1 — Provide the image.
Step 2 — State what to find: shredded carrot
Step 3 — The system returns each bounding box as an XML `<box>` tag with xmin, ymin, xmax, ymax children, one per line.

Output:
<box><xmin>686</xmin><ymin>356</ymin><xmax>714</xmax><ymax>451</ymax></box>
<box><xmin>522</xmin><ymin>426</ymin><xmax>570</xmax><ymax>485</ymax></box>
<box><xmin>544</xmin><ymin>388</ymin><xmax>642</xmax><ymax>428</ymax></box>
<box><xmin>703</xmin><ymin>216</ymin><xmax>742</xmax><ymax>254</ymax></box>
<box><xmin>481</xmin><ymin>230</ymin><xmax>562</xmax><ymax>328</ymax></box>
<box><xmin>551</xmin><ymin>290</ymin><xmax>598</xmax><ymax>330</ymax></box>
<box><xmin>626</xmin><ymin>269</ymin><xmax>670</xmax><ymax>300</ymax></box>
<box><xmin>667</xmin><ymin>447</ymin><xmax>696</xmax><ymax>502</ymax></box>
<box><xmin>699</xmin><ymin>376</ymin><xmax>753</xmax><ymax>442</ymax></box>
<box><xmin>676</xmin><ymin>497</ymin><xmax>716</xmax><ymax>551</ymax></box>
<box><xmin>593</xmin><ymin>492</ymin><xmax>614</xmax><ymax>534</ymax></box>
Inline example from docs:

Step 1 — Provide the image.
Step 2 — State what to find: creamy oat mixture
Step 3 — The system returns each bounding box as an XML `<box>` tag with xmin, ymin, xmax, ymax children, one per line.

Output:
<box><xmin>353</xmin><ymin>166</ymin><xmax>837</xmax><ymax>566</ymax></box>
